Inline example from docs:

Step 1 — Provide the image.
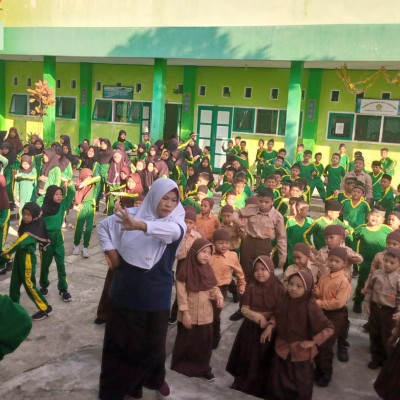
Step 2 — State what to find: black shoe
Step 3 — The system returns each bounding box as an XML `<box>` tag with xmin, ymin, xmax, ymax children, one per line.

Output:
<box><xmin>368</xmin><ymin>360</ymin><xmax>382</xmax><ymax>370</ymax></box>
<box><xmin>168</xmin><ymin>316</ymin><xmax>177</xmax><ymax>325</ymax></box>
<box><xmin>59</xmin><ymin>290</ymin><xmax>72</xmax><ymax>302</ymax></box>
<box><xmin>353</xmin><ymin>302</ymin><xmax>362</xmax><ymax>313</ymax></box>
<box><xmin>352</xmin><ymin>269</ymin><xmax>359</xmax><ymax>278</ymax></box>
<box><xmin>203</xmin><ymin>371</ymin><xmax>215</xmax><ymax>381</ymax></box>
<box><xmin>232</xmin><ymin>292</ymin><xmax>240</xmax><ymax>303</ymax></box>
<box><xmin>94</xmin><ymin>317</ymin><xmax>106</xmax><ymax>325</ymax></box>
<box><xmin>316</xmin><ymin>374</ymin><xmax>331</xmax><ymax>387</ymax></box>
<box><xmin>229</xmin><ymin>309</ymin><xmax>243</xmax><ymax>321</ymax></box>
<box><xmin>6</xmin><ymin>259</ymin><xmax>13</xmax><ymax>271</ymax></box>
<box><xmin>40</xmin><ymin>287</ymin><xmax>48</xmax><ymax>297</ymax></box>
<box><xmin>212</xmin><ymin>336</ymin><xmax>221</xmax><ymax>349</ymax></box>
<box><xmin>362</xmin><ymin>322</ymin><xmax>370</xmax><ymax>332</ymax></box>
<box><xmin>337</xmin><ymin>345</ymin><xmax>349</xmax><ymax>362</ymax></box>
<box><xmin>31</xmin><ymin>305</ymin><xmax>52</xmax><ymax>321</ymax></box>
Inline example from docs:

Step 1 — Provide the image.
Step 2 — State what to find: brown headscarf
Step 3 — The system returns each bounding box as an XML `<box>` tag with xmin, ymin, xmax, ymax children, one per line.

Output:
<box><xmin>0</xmin><ymin>175</ymin><xmax>10</xmax><ymax>210</ymax></box>
<box><xmin>6</xmin><ymin>127</ymin><xmax>23</xmax><ymax>154</ymax></box>
<box><xmin>126</xmin><ymin>172</ymin><xmax>144</xmax><ymax>195</ymax></box>
<box><xmin>19</xmin><ymin>155</ymin><xmax>33</xmax><ymax>173</ymax></box>
<box><xmin>176</xmin><ymin>238</ymin><xmax>217</xmax><ymax>292</ymax></box>
<box><xmin>74</xmin><ymin>168</ymin><xmax>95</xmax><ymax>205</ymax></box>
<box><xmin>241</xmin><ymin>255</ymin><xmax>285</xmax><ymax>313</ymax></box>
<box><xmin>275</xmin><ymin>269</ymin><xmax>333</xmax><ymax>342</ymax></box>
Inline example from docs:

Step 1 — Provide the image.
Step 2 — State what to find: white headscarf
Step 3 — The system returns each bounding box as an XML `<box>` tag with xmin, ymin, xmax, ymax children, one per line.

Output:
<box><xmin>118</xmin><ymin>178</ymin><xmax>185</xmax><ymax>269</ymax></box>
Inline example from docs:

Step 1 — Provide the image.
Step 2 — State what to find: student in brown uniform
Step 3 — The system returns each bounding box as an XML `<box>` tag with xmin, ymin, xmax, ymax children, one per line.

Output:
<box><xmin>169</xmin><ymin>210</ymin><xmax>203</xmax><ymax>324</ymax></box>
<box><xmin>314</xmin><ymin>247</ymin><xmax>352</xmax><ymax>387</ymax></box>
<box><xmin>196</xmin><ymin>197</ymin><xmax>219</xmax><ymax>240</ymax></box>
<box><xmin>230</xmin><ymin>187</ymin><xmax>287</xmax><ymax>321</ymax></box>
<box><xmin>364</xmin><ymin>247</ymin><xmax>400</xmax><ymax>369</ymax></box>
<box><xmin>270</xmin><ymin>269</ymin><xmax>334</xmax><ymax>400</ymax></box>
<box><xmin>171</xmin><ymin>238</ymin><xmax>224</xmax><ymax>381</ymax></box>
<box><xmin>209</xmin><ymin>228</ymin><xmax>246</xmax><ymax>348</ymax></box>
<box><xmin>226</xmin><ymin>255</ymin><xmax>285</xmax><ymax>398</ymax></box>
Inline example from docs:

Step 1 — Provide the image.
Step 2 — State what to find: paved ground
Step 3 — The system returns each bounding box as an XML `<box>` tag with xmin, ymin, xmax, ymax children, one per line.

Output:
<box><xmin>0</xmin><ymin>198</ymin><xmax>381</xmax><ymax>400</ymax></box>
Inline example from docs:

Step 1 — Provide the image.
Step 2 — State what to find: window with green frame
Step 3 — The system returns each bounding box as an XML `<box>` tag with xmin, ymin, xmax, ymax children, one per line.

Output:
<box><xmin>141</xmin><ymin>102</ymin><xmax>151</xmax><ymax>134</ymax></box>
<box><xmin>278</xmin><ymin>110</ymin><xmax>303</xmax><ymax>137</ymax></box>
<box><xmin>92</xmin><ymin>99</ymin><xmax>112</xmax><ymax>121</ymax></box>
<box><xmin>327</xmin><ymin>113</ymin><xmax>354</xmax><ymax>140</ymax></box>
<box><xmin>9</xmin><ymin>94</ymin><xmax>27</xmax><ymax>115</ymax></box>
<box><xmin>354</xmin><ymin>114</ymin><xmax>381</xmax><ymax>142</ymax></box>
<box><xmin>56</xmin><ymin>97</ymin><xmax>76</xmax><ymax>119</ymax></box>
<box><xmin>255</xmin><ymin>109</ymin><xmax>278</xmax><ymax>134</ymax></box>
<box><xmin>382</xmin><ymin>116</ymin><xmax>400</xmax><ymax>144</ymax></box>
<box><xmin>233</xmin><ymin>108</ymin><xmax>254</xmax><ymax>132</ymax></box>
<box><xmin>113</xmin><ymin>100</ymin><xmax>130</xmax><ymax>123</ymax></box>
<box><xmin>128</xmin><ymin>102</ymin><xmax>142</xmax><ymax>123</ymax></box>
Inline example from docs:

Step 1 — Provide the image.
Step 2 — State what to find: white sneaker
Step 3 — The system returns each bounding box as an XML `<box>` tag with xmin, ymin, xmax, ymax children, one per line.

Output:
<box><xmin>72</xmin><ymin>245</ymin><xmax>80</xmax><ymax>255</ymax></box>
<box><xmin>82</xmin><ymin>248</ymin><xmax>90</xmax><ymax>258</ymax></box>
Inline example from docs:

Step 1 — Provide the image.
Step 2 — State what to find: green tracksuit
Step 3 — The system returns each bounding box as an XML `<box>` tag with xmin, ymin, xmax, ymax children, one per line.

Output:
<box><xmin>61</xmin><ymin>163</ymin><xmax>73</xmax><ymax>184</ymax></box>
<box><xmin>97</xmin><ymin>163</ymin><xmax>110</xmax><ymax>208</ymax></box>
<box><xmin>74</xmin><ymin>177</ymin><xmax>100</xmax><ymax>248</ymax></box>
<box><xmin>377</xmin><ymin>187</ymin><xmax>394</xmax><ymax>221</ymax></box>
<box><xmin>6</xmin><ymin>234</ymin><xmax>49</xmax><ymax>311</ymax></box>
<box><xmin>353</xmin><ymin>224</ymin><xmax>392</xmax><ymax>303</ymax></box>
<box><xmin>181</xmin><ymin>196</ymin><xmax>202</xmax><ymax>214</ymax></box>
<box><xmin>304</xmin><ymin>216</ymin><xmax>353</xmax><ymax>250</ymax></box>
<box><xmin>4</xmin><ymin>160</ymin><xmax>18</xmax><ymax>204</ymax></box>
<box><xmin>286</xmin><ymin>216</ymin><xmax>314</xmax><ymax>266</ymax></box>
<box><xmin>14</xmin><ymin>168</ymin><xmax>37</xmax><ymax>221</ymax></box>
<box><xmin>0</xmin><ymin>209</ymin><xmax>10</xmax><ymax>272</ymax></box>
<box><xmin>341</xmin><ymin>199</ymin><xmax>371</xmax><ymax>229</ymax></box>
<box><xmin>0</xmin><ymin>293</ymin><xmax>32</xmax><ymax>361</ymax></box>
<box><xmin>107</xmin><ymin>183</ymin><xmax>125</xmax><ymax>216</ymax></box>
<box><xmin>112</xmin><ymin>140</ymin><xmax>136</xmax><ymax>151</ymax></box>
<box><xmin>37</xmin><ymin>167</ymin><xmax>61</xmax><ymax>206</ymax></box>
<box><xmin>311</xmin><ymin>162</ymin><xmax>327</xmax><ymax>201</ymax></box>
<box><xmin>39</xmin><ymin>185</ymin><xmax>76</xmax><ymax>292</ymax></box>
<box><xmin>369</xmin><ymin>171</ymin><xmax>384</xmax><ymax>203</ymax></box>
<box><xmin>171</xmin><ymin>165</ymin><xmax>187</xmax><ymax>201</ymax></box>
<box><xmin>323</xmin><ymin>165</ymin><xmax>346</xmax><ymax>197</ymax></box>
<box><xmin>380</xmin><ymin>157</ymin><xmax>396</xmax><ymax>176</ymax></box>
<box><xmin>339</xmin><ymin>153</ymin><xmax>349</xmax><ymax>172</ymax></box>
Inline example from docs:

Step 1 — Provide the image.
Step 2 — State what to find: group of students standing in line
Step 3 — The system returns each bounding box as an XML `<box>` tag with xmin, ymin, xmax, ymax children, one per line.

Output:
<box><xmin>0</xmin><ymin>126</ymin><xmax>400</xmax><ymax>400</ymax></box>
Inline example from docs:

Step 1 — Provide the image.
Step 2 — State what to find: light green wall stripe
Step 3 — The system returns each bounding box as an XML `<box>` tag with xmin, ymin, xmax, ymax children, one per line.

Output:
<box><xmin>2</xmin><ymin>25</ymin><xmax>400</xmax><ymax>61</ymax></box>
<box><xmin>43</xmin><ymin>56</ymin><xmax>56</xmax><ymax>144</ymax></box>
<box><xmin>285</xmin><ymin>61</ymin><xmax>304</xmax><ymax>163</ymax></box>
<box><xmin>151</xmin><ymin>59</ymin><xmax>167</xmax><ymax>141</ymax></box>
<box><xmin>302</xmin><ymin>68</ymin><xmax>322</xmax><ymax>152</ymax></box>
<box><xmin>180</xmin><ymin>66</ymin><xmax>196</xmax><ymax>141</ymax></box>
<box><xmin>79</xmin><ymin>63</ymin><xmax>92</xmax><ymax>143</ymax></box>
<box><xmin>0</xmin><ymin>60</ymin><xmax>5</xmax><ymax>130</ymax></box>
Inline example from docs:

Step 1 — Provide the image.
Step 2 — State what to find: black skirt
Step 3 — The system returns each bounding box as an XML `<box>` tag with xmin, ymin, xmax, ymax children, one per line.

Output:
<box><xmin>226</xmin><ymin>318</ymin><xmax>274</xmax><ymax>398</ymax></box>
<box><xmin>374</xmin><ymin>338</ymin><xmax>400</xmax><ymax>400</ymax></box>
<box><xmin>99</xmin><ymin>301</ymin><xmax>169</xmax><ymax>400</ymax></box>
<box><xmin>170</xmin><ymin>322</ymin><xmax>213</xmax><ymax>377</ymax></box>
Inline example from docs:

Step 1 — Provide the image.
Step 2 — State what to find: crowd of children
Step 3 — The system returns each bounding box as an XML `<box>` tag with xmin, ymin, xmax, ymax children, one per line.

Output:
<box><xmin>0</xmin><ymin>127</ymin><xmax>399</xmax><ymax>400</ymax></box>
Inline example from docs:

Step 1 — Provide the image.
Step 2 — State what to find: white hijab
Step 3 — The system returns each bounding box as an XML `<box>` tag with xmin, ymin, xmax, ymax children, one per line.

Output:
<box><xmin>118</xmin><ymin>178</ymin><xmax>185</xmax><ymax>269</ymax></box>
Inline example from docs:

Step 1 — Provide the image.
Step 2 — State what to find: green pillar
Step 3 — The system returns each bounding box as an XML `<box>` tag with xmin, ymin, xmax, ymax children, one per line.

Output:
<box><xmin>284</xmin><ymin>61</ymin><xmax>304</xmax><ymax>163</ymax></box>
<box><xmin>180</xmin><ymin>66</ymin><xmax>197</xmax><ymax>141</ymax></box>
<box><xmin>302</xmin><ymin>69</ymin><xmax>323</xmax><ymax>153</ymax></box>
<box><xmin>79</xmin><ymin>63</ymin><xmax>92</xmax><ymax>143</ymax></box>
<box><xmin>0</xmin><ymin>60</ymin><xmax>5</xmax><ymax>130</ymax></box>
<box><xmin>150</xmin><ymin>59</ymin><xmax>167</xmax><ymax>142</ymax></box>
<box><xmin>43</xmin><ymin>56</ymin><xmax>56</xmax><ymax>144</ymax></box>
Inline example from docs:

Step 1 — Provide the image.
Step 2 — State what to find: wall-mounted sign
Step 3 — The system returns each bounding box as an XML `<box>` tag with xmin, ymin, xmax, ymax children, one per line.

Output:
<box><xmin>183</xmin><ymin>93</ymin><xmax>191</xmax><ymax>113</ymax></box>
<box><xmin>335</xmin><ymin>122</ymin><xmax>344</xmax><ymax>135</ymax></box>
<box><xmin>307</xmin><ymin>99</ymin><xmax>316</xmax><ymax>121</ymax></box>
<box><xmin>358</xmin><ymin>99</ymin><xmax>399</xmax><ymax>116</ymax></box>
<box><xmin>103</xmin><ymin>86</ymin><xmax>134</xmax><ymax>100</ymax></box>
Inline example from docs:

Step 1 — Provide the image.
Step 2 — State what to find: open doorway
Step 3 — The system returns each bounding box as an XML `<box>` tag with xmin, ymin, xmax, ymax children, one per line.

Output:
<box><xmin>163</xmin><ymin>103</ymin><xmax>181</xmax><ymax>145</ymax></box>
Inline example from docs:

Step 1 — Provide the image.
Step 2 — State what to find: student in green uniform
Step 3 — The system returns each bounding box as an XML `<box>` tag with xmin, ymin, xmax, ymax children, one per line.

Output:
<box><xmin>55</xmin><ymin>147</ymin><xmax>73</xmax><ymax>184</ymax></box>
<box><xmin>299</xmin><ymin>150</ymin><xmax>318</xmax><ymax>195</ymax></box>
<box><xmin>170</xmin><ymin>149</ymin><xmax>188</xmax><ymax>201</ymax></box>
<box><xmin>230</xmin><ymin>178</ymin><xmax>249</xmax><ymax>209</ymax></box>
<box><xmin>142</xmin><ymin>132</ymin><xmax>151</xmax><ymax>153</ymax></box>
<box><xmin>14</xmin><ymin>155</ymin><xmax>37</xmax><ymax>222</ymax></box>
<box><xmin>286</xmin><ymin>200</ymin><xmax>314</xmax><ymax>268</ymax></box>
<box><xmin>257</xmin><ymin>175</ymin><xmax>280</xmax><ymax>199</ymax></box>
<box><xmin>0</xmin><ymin>293</ymin><xmax>32</xmax><ymax>360</ymax></box>
<box><xmin>377</xmin><ymin>174</ymin><xmax>394</xmax><ymax>221</ymax></box>
<box><xmin>341</xmin><ymin>184</ymin><xmax>371</xmax><ymax>228</ymax></box>
<box><xmin>3</xmin><ymin>202</ymin><xmax>51</xmax><ymax>321</ymax></box>
<box><xmin>348</xmin><ymin>151</ymin><xmax>362</xmax><ymax>172</ymax></box>
<box><xmin>380</xmin><ymin>148</ymin><xmax>396</xmax><ymax>177</ymax></box>
<box><xmin>369</xmin><ymin>161</ymin><xmax>384</xmax><ymax>204</ymax></box>
<box><xmin>282</xmin><ymin>163</ymin><xmax>301</xmax><ymax>184</ymax></box>
<box><xmin>304</xmin><ymin>199</ymin><xmax>352</xmax><ymax>254</ymax></box>
<box><xmin>1</xmin><ymin>142</ymin><xmax>18</xmax><ymax>208</ymax></box>
<box><xmin>97</xmin><ymin>138</ymin><xmax>114</xmax><ymax>211</ymax></box>
<box><xmin>262</xmin><ymin>139</ymin><xmax>278</xmax><ymax>164</ymax></box>
<box><xmin>254</xmin><ymin>139</ymin><xmax>266</xmax><ymax>175</ymax></box>
<box><xmin>323</xmin><ymin>153</ymin><xmax>346</xmax><ymax>197</ymax></box>
<box><xmin>112</xmin><ymin>129</ymin><xmax>137</xmax><ymax>152</ymax></box>
<box><xmin>339</xmin><ymin>143</ymin><xmax>349</xmax><ymax>172</ymax></box>
<box><xmin>289</xmin><ymin>181</ymin><xmax>308</xmax><ymax>203</ymax></box>
<box><xmin>33</xmin><ymin>139</ymin><xmax>44</xmax><ymax>182</ymax></box>
<box><xmin>0</xmin><ymin>176</ymin><xmax>10</xmax><ymax>275</ymax></box>
<box><xmin>39</xmin><ymin>184</ymin><xmax>76</xmax><ymax>302</ymax></box>
<box><xmin>37</xmin><ymin>148</ymin><xmax>62</xmax><ymax>205</ymax></box>
<box><xmin>233</xmin><ymin>136</ymin><xmax>241</xmax><ymax>154</ymax></box>
<box><xmin>261</xmin><ymin>156</ymin><xmax>288</xmax><ymax>180</ymax></box>
<box><xmin>394</xmin><ymin>184</ymin><xmax>400</xmax><ymax>211</ymax></box>
<box><xmin>222</xmin><ymin>139</ymin><xmax>237</xmax><ymax>158</ymax></box>
<box><xmin>73</xmin><ymin>168</ymin><xmax>101</xmax><ymax>258</ymax></box>
<box><xmin>136</xmin><ymin>143</ymin><xmax>147</xmax><ymax>161</ymax></box>
<box><xmin>215</xmin><ymin>168</ymin><xmax>235</xmax><ymax>196</ymax></box>
<box><xmin>295</xmin><ymin>143</ymin><xmax>304</xmax><ymax>163</ymax></box>
<box><xmin>269</xmin><ymin>148</ymin><xmax>292</xmax><ymax>172</ymax></box>
<box><xmin>352</xmin><ymin>207</ymin><xmax>392</xmax><ymax>313</ymax></box>
<box><xmin>181</xmin><ymin>185</ymin><xmax>209</xmax><ymax>214</ymax></box>
<box><xmin>312</xmin><ymin>152</ymin><xmax>327</xmax><ymax>201</ymax></box>
<box><xmin>326</xmin><ymin>177</ymin><xmax>357</xmax><ymax>203</ymax></box>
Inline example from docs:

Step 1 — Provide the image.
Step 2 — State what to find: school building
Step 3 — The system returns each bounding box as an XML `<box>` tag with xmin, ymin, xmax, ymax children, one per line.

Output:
<box><xmin>1</xmin><ymin>1</ymin><xmax>400</xmax><ymax>172</ymax></box>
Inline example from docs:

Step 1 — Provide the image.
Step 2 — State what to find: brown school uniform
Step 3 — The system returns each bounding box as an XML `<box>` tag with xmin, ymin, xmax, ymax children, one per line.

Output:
<box><xmin>283</xmin><ymin>261</ymin><xmax>319</xmax><ymax>286</ymax></box>
<box><xmin>364</xmin><ymin>269</ymin><xmax>400</xmax><ymax>363</ymax></box>
<box><xmin>196</xmin><ymin>213</ymin><xmax>220</xmax><ymax>240</ymax></box>
<box><xmin>209</xmin><ymin>250</ymin><xmax>246</xmax><ymax>339</ymax></box>
<box><xmin>234</xmin><ymin>204</ymin><xmax>287</xmax><ymax>282</ymax></box>
<box><xmin>340</xmin><ymin>170</ymin><xmax>373</xmax><ymax>199</ymax></box>
<box><xmin>315</xmin><ymin>245</ymin><xmax>363</xmax><ymax>282</ymax></box>
<box><xmin>220</xmin><ymin>220</ymin><xmax>245</xmax><ymax>251</ymax></box>
<box><xmin>363</xmin><ymin>250</ymin><xmax>385</xmax><ymax>292</ymax></box>
<box><xmin>314</xmin><ymin>270</ymin><xmax>352</xmax><ymax>376</ymax></box>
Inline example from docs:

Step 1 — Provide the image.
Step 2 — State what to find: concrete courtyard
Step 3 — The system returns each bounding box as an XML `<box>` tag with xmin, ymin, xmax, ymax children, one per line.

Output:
<box><xmin>0</xmin><ymin>199</ymin><xmax>381</xmax><ymax>400</ymax></box>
